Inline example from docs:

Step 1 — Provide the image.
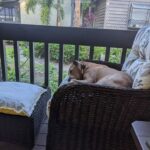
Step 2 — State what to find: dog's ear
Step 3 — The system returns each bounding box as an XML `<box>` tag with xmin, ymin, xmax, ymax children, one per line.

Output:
<box><xmin>81</xmin><ymin>64</ymin><xmax>86</xmax><ymax>70</ymax></box>
<box><xmin>73</xmin><ymin>60</ymin><xmax>79</xmax><ymax>66</ymax></box>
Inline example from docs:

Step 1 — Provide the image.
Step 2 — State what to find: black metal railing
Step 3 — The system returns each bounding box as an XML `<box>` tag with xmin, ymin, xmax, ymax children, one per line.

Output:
<box><xmin>0</xmin><ymin>23</ymin><xmax>137</xmax><ymax>88</ymax></box>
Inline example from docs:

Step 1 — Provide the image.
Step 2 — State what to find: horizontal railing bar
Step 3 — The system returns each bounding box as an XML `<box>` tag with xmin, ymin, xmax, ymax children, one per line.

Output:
<box><xmin>44</xmin><ymin>42</ymin><xmax>49</xmax><ymax>87</ymax></box>
<box><xmin>58</xmin><ymin>44</ymin><xmax>63</xmax><ymax>85</ymax></box>
<box><xmin>0</xmin><ymin>40</ymin><xmax>7</xmax><ymax>81</ymax></box>
<box><xmin>13</xmin><ymin>40</ymin><xmax>20</xmax><ymax>81</ymax></box>
<box><xmin>0</xmin><ymin>23</ymin><xmax>137</xmax><ymax>48</ymax></box>
<box><xmin>29</xmin><ymin>42</ymin><xmax>34</xmax><ymax>84</ymax></box>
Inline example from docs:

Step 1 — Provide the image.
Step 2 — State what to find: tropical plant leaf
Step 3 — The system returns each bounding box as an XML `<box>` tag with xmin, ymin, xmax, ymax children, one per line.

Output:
<box><xmin>40</xmin><ymin>4</ymin><xmax>50</xmax><ymax>25</ymax></box>
<box><xmin>25</xmin><ymin>0</ymin><xmax>39</xmax><ymax>13</ymax></box>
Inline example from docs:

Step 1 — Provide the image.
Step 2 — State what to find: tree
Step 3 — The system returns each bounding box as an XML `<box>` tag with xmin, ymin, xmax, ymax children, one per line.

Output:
<box><xmin>25</xmin><ymin>0</ymin><xmax>64</xmax><ymax>26</ymax></box>
<box><xmin>73</xmin><ymin>0</ymin><xmax>81</xmax><ymax>27</ymax></box>
<box><xmin>53</xmin><ymin>0</ymin><xmax>64</xmax><ymax>26</ymax></box>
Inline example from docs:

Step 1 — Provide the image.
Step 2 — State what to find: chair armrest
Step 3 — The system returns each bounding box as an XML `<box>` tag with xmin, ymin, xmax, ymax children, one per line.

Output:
<box><xmin>49</xmin><ymin>83</ymin><xmax>150</xmax><ymax>133</ymax></box>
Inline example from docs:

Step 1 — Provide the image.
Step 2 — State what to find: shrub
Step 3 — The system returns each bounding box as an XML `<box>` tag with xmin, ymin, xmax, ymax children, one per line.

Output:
<box><xmin>6</xmin><ymin>47</ymin><xmax>15</xmax><ymax>81</ymax></box>
<box><xmin>109</xmin><ymin>48</ymin><xmax>122</xmax><ymax>64</ymax></box>
<box><xmin>94</xmin><ymin>47</ymin><xmax>105</xmax><ymax>60</ymax></box>
<box><xmin>34</xmin><ymin>43</ymin><xmax>45</xmax><ymax>58</ymax></box>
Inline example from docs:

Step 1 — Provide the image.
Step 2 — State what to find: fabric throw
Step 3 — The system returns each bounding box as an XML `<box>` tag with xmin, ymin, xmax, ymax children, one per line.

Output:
<box><xmin>122</xmin><ymin>26</ymin><xmax>150</xmax><ymax>89</ymax></box>
<box><xmin>133</xmin><ymin>62</ymin><xmax>150</xmax><ymax>89</ymax></box>
<box><xmin>0</xmin><ymin>82</ymin><xmax>46</xmax><ymax>117</ymax></box>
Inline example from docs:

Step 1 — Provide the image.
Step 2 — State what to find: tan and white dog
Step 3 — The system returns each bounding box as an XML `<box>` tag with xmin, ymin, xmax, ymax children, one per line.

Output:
<box><xmin>68</xmin><ymin>61</ymin><xmax>133</xmax><ymax>88</ymax></box>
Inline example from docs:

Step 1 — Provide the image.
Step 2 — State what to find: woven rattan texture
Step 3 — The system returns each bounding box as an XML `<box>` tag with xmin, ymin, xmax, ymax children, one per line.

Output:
<box><xmin>46</xmin><ymin>64</ymin><xmax>150</xmax><ymax>150</ymax></box>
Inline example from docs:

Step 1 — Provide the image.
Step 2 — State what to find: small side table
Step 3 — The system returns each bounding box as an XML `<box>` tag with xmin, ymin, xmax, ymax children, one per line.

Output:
<box><xmin>131</xmin><ymin>121</ymin><xmax>150</xmax><ymax>150</ymax></box>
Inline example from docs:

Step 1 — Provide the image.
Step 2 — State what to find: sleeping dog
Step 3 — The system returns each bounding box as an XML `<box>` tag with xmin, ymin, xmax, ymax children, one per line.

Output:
<box><xmin>68</xmin><ymin>61</ymin><xmax>133</xmax><ymax>88</ymax></box>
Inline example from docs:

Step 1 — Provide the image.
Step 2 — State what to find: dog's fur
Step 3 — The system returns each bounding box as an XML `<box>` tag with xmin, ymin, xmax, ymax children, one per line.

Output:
<box><xmin>68</xmin><ymin>61</ymin><xmax>133</xmax><ymax>88</ymax></box>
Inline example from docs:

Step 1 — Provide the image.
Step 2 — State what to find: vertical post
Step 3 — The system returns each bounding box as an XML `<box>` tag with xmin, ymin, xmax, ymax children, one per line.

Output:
<box><xmin>105</xmin><ymin>46</ymin><xmax>110</xmax><ymax>62</ymax></box>
<box><xmin>75</xmin><ymin>45</ymin><xmax>79</xmax><ymax>60</ymax></box>
<box><xmin>58</xmin><ymin>44</ymin><xmax>63</xmax><ymax>85</ymax></box>
<box><xmin>0</xmin><ymin>40</ymin><xmax>7</xmax><ymax>81</ymax></box>
<box><xmin>13</xmin><ymin>40</ymin><xmax>20</xmax><ymax>81</ymax></box>
<box><xmin>44</xmin><ymin>42</ymin><xmax>49</xmax><ymax>88</ymax></box>
<box><xmin>89</xmin><ymin>46</ymin><xmax>94</xmax><ymax>61</ymax></box>
<box><xmin>29</xmin><ymin>42</ymin><xmax>34</xmax><ymax>84</ymax></box>
<box><xmin>121</xmin><ymin>48</ymin><xmax>127</xmax><ymax>65</ymax></box>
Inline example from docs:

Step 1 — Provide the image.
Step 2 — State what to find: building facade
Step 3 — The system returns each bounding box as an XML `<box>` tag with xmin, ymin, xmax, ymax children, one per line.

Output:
<box><xmin>0</xmin><ymin>0</ymin><xmax>20</xmax><ymax>23</ymax></box>
<box><xmin>94</xmin><ymin>0</ymin><xmax>150</xmax><ymax>30</ymax></box>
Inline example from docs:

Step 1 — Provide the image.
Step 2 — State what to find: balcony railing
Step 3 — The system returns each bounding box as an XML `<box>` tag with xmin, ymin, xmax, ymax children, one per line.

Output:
<box><xmin>0</xmin><ymin>23</ymin><xmax>137</xmax><ymax>88</ymax></box>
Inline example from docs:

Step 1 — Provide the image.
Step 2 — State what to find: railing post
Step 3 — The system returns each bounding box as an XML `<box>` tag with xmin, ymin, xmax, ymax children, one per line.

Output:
<box><xmin>121</xmin><ymin>48</ymin><xmax>127</xmax><ymax>65</ymax></box>
<box><xmin>44</xmin><ymin>42</ymin><xmax>49</xmax><ymax>87</ymax></box>
<box><xmin>89</xmin><ymin>46</ymin><xmax>94</xmax><ymax>61</ymax></box>
<box><xmin>75</xmin><ymin>45</ymin><xmax>79</xmax><ymax>60</ymax></box>
<box><xmin>0</xmin><ymin>40</ymin><xmax>7</xmax><ymax>81</ymax></box>
<box><xmin>13</xmin><ymin>41</ymin><xmax>20</xmax><ymax>81</ymax></box>
<box><xmin>29</xmin><ymin>42</ymin><xmax>35</xmax><ymax>84</ymax></box>
<box><xmin>105</xmin><ymin>46</ymin><xmax>110</xmax><ymax>62</ymax></box>
<box><xmin>58</xmin><ymin>44</ymin><xmax>63</xmax><ymax>85</ymax></box>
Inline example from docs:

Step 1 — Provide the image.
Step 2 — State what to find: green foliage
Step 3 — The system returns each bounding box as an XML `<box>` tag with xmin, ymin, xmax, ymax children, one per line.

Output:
<box><xmin>6</xmin><ymin>47</ymin><xmax>15</xmax><ymax>81</ymax></box>
<box><xmin>22</xmin><ymin>47</ymin><xmax>29</xmax><ymax>57</ymax></box>
<box><xmin>49</xmin><ymin>44</ymin><xmax>59</xmax><ymax>61</ymax></box>
<box><xmin>34</xmin><ymin>43</ymin><xmax>45</xmax><ymax>58</ymax></box>
<box><xmin>94</xmin><ymin>47</ymin><xmax>105</xmax><ymax>60</ymax></box>
<box><xmin>79</xmin><ymin>46</ymin><xmax>89</xmax><ymax>60</ymax></box>
<box><xmin>82</xmin><ymin>0</ymin><xmax>91</xmax><ymax>12</ymax></box>
<box><xmin>6</xmin><ymin>47</ymin><xmax>14</xmax><ymax>58</ymax></box>
<box><xmin>63</xmin><ymin>45</ymin><xmax>75</xmax><ymax>63</ymax></box>
<box><xmin>26</xmin><ymin>0</ymin><xmax>37</xmax><ymax>13</ymax></box>
<box><xmin>25</xmin><ymin>0</ymin><xmax>64</xmax><ymax>25</ymax></box>
<box><xmin>41</xmin><ymin>5</ymin><xmax>50</xmax><ymax>25</ymax></box>
<box><xmin>109</xmin><ymin>48</ymin><xmax>122</xmax><ymax>64</ymax></box>
<box><xmin>20</xmin><ymin>41</ymin><xmax>29</xmax><ymax>57</ymax></box>
<box><xmin>49</xmin><ymin>63</ymin><xmax>58</xmax><ymax>94</ymax></box>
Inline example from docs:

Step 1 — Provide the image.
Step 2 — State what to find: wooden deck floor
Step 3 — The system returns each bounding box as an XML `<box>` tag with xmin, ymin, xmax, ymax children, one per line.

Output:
<box><xmin>0</xmin><ymin>118</ymin><xmax>48</xmax><ymax>150</ymax></box>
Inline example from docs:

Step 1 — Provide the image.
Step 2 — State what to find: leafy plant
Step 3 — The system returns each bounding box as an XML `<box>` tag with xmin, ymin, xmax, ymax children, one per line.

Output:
<box><xmin>94</xmin><ymin>47</ymin><xmax>105</xmax><ymax>60</ymax></box>
<box><xmin>6</xmin><ymin>47</ymin><xmax>15</xmax><ymax>81</ymax></box>
<box><xmin>109</xmin><ymin>48</ymin><xmax>122</xmax><ymax>63</ymax></box>
<box><xmin>25</xmin><ymin>0</ymin><xmax>64</xmax><ymax>25</ymax></box>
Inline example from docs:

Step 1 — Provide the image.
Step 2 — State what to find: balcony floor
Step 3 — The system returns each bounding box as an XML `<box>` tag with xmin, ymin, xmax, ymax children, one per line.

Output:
<box><xmin>0</xmin><ymin>117</ymin><xmax>48</xmax><ymax>150</ymax></box>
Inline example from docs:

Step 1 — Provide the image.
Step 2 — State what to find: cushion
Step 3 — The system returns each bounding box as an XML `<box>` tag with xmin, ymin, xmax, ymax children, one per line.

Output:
<box><xmin>133</xmin><ymin>62</ymin><xmax>150</xmax><ymax>89</ymax></box>
<box><xmin>122</xmin><ymin>26</ymin><xmax>150</xmax><ymax>89</ymax></box>
<box><xmin>0</xmin><ymin>82</ymin><xmax>46</xmax><ymax>117</ymax></box>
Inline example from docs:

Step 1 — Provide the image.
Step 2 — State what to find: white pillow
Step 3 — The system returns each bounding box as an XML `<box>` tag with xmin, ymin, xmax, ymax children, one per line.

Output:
<box><xmin>0</xmin><ymin>82</ymin><xmax>46</xmax><ymax>117</ymax></box>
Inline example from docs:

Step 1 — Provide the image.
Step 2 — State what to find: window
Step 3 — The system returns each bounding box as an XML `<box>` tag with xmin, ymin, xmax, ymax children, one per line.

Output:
<box><xmin>0</xmin><ymin>7</ymin><xmax>16</xmax><ymax>22</ymax></box>
<box><xmin>0</xmin><ymin>1</ymin><xmax>20</xmax><ymax>23</ymax></box>
<box><xmin>128</xmin><ymin>3</ymin><xmax>150</xmax><ymax>29</ymax></box>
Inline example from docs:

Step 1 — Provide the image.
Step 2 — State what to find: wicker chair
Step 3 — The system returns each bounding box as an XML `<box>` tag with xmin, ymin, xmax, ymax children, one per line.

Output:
<box><xmin>46</xmin><ymin>31</ymin><xmax>150</xmax><ymax>149</ymax></box>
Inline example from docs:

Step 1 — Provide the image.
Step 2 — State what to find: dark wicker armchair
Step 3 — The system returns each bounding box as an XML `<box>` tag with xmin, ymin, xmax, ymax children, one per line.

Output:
<box><xmin>46</xmin><ymin>28</ymin><xmax>150</xmax><ymax>150</ymax></box>
<box><xmin>46</xmin><ymin>67</ymin><xmax>150</xmax><ymax>150</ymax></box>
